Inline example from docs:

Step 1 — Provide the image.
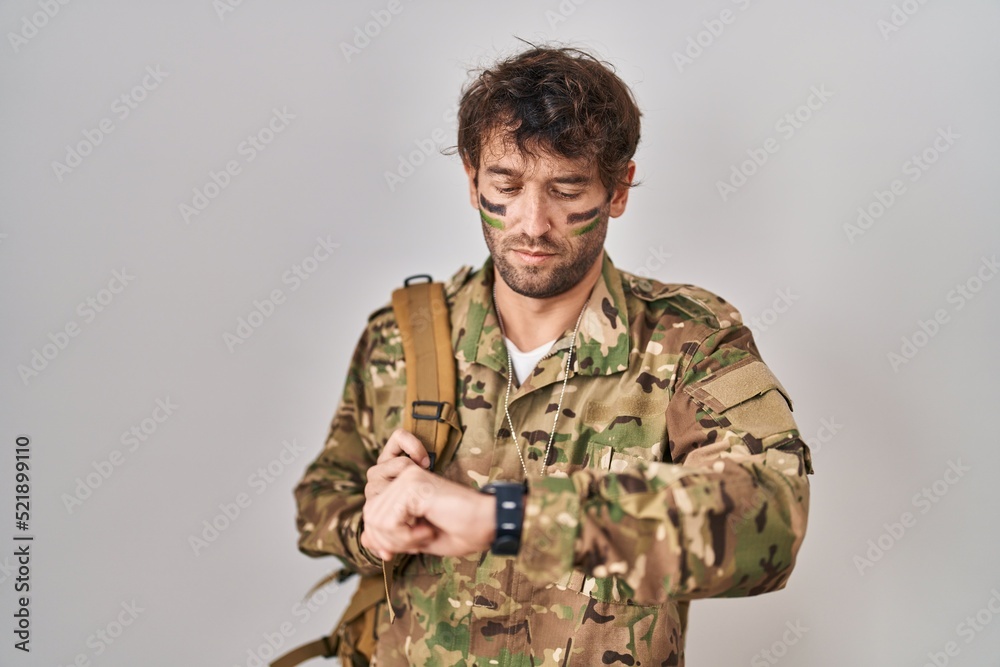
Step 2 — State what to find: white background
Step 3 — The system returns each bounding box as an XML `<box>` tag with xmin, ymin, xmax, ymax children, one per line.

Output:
<box><xmin>2</xmin><ymin>1</ymin><xmax>999</xmax><ymax>666</ymax></box>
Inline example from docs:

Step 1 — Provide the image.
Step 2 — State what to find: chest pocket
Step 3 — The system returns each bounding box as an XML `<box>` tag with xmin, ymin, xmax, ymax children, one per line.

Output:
<box><xmin>580</xmin><ymin>394</ymin><xmax>669</xmax><ymax>468</ymax></box>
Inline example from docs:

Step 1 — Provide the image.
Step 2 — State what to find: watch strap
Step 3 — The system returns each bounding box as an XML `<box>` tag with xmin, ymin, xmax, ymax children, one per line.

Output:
<box><xmin>482</xmin><ymin>482</ymin><xmax>525</xmax><ymax>556</ymax></box>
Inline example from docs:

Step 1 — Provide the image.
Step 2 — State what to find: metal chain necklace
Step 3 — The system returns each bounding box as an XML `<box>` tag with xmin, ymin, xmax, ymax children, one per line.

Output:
<box><xmin>492</xmin><ymin>284</ymin><xmax>590</xmax><ymax>478</ymax></box>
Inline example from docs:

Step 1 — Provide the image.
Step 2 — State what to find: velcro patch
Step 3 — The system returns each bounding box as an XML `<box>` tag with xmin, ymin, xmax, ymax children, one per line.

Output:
<box><xmin>685</xmin><ymin>359</ymin><xmax>793</xmax><ymax>413</ymax></box>
<box><xmin>584</xmin><ymin>395</ymin><xmax>664</xmax><ymax>424</ymax></box>
<box><xmin>684</xmin><ymin>359</ymin><xmax>796</xmax><ymax>438</ymax></box>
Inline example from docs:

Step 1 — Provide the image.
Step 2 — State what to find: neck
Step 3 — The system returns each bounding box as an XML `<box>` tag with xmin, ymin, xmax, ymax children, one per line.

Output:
<box><xmin>493</xmin><ymin>251</ymin><xmax>603</xmax><ymax>351</ymax></box>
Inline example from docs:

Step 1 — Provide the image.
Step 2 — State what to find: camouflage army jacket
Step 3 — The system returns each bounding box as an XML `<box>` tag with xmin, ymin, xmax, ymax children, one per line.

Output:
<box><xmin>295</xmin><ymin>252</ymin><xmax>813</xmax><ymax>667</ymax></box>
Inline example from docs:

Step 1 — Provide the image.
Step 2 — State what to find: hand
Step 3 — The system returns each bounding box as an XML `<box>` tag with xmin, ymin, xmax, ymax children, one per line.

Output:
<box><xmin>364</xmin><ymin>429</ymin><xmax>431</xmax><ymax>500</ymax></box>
<box><xmin>378</xmin><ymin>428</ymin><xmax>430</xmax><ymax>467</ymax></box>
<box><xmin>361</xmin><ymin>465</ymin><xmax>496</xmax><ymax>561</ymax></box>
<box><xmin>361</xmin><ymin>428</ymin><xmax>433</xmax><ymax>561</ymax></box>
<box><xmin>361</xmin><ymin>464</ymin><xmax>437</xmax><ymax>560</ymax></box>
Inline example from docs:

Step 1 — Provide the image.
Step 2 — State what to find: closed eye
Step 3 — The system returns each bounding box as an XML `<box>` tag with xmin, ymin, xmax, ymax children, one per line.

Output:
<box><xmin>554</xmin><ymin>190</ymin><xmax>583</xmax><ymax>200</ymax></box>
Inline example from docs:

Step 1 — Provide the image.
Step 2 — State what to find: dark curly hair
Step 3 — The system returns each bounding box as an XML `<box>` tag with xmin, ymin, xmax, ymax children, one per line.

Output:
<box><xmin>453</xmin><ymin>43</ymin><xmax>641</xmax><ymax>195</ymax></box>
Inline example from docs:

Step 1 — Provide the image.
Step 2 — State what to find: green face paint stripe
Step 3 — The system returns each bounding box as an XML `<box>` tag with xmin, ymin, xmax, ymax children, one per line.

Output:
<box><xmin>571</xmin><ymin>215</ymin><xmax>600</xmax><ymax>236</ymax></box>
<box><xmin>480</xmin><ymin>208</ymin><xmax>504</xmax><ymax>230</ymax></box>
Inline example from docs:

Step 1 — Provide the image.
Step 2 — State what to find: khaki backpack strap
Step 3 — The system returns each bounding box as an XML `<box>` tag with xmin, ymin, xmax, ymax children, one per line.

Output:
<box><xmin>270</xmin><ymin>636</ymin><xmax>335</xmax><ymax>667</ymax></box>
<box><xmin>270</xmin><ymin>576</ymin><xmax>385</xmax><ymax>667</ymax></box>
<box><xmin>383</xmin><ymin>276</ymin><xmax>460</xmax><ymax>619</ymax></box>
<box><xmin>391</xmin><ymin>275</ymin><xmax>459</xmax><ymax>466</ymax></box>
<box><xmin>273</xmin><ymin>276</ymin><xmax>459</xmax><ymax>667</ymax></box>
<box><xmin>340</xmin><ymin>576</ymin><xmax>384</xmax><ymax>656</ymax></box>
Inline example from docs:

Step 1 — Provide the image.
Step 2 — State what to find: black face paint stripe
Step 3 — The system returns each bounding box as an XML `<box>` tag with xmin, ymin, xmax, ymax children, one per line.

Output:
<box><xmin>566</xmin><ymin>206</ymin><xmax>601</xmax><ymax>224</ymax></box>
<box><xmin>479</xmin><ymin>194</ymin><xmax>506</xmax><ymax>216</ymax></box>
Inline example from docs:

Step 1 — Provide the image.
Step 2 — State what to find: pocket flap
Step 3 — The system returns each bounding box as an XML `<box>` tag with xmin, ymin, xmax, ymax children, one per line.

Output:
<box><xmin>684</xmin><ymin>359</ymin><xmax>793</xmax><ymax>413</ymax></box>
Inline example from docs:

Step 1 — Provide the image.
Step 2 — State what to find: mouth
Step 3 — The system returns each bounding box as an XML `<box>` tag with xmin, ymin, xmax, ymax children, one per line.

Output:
<box><xmin>512</xmin><ymin>249</ymin><xmax>556</xmax><ymax>264</ymax></box>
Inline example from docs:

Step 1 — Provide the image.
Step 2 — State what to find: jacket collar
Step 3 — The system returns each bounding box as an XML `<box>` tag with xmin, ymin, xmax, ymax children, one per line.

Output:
<box><xmin>450</xmin><ymin>251</ymin><xmax>631</xmax><ymax>383</ymax></box>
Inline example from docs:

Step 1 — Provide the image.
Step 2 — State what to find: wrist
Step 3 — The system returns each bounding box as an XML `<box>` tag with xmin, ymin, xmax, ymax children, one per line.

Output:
<box><xmin>481</xmin><ymin>493</ymin><xmax>497</xmax><ymax>550</ymax></box>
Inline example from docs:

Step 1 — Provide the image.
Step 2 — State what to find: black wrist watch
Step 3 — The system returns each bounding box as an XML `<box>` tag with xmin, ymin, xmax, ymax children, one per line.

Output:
<box><xmin>480</xmin><ymin>482</ymin><xmax>526</xmax><ymax>555</ymax></box>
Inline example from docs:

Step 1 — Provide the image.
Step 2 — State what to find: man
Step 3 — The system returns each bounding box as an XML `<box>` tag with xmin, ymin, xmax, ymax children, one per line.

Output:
<box><xmin>294</xmin><ymin>45</ymin><xmax>813</xmax><ymax>666</ymax></box>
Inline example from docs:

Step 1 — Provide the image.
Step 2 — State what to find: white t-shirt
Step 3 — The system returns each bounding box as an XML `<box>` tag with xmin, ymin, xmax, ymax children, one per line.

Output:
<box><xmin>503</xmin><ymin>336</ymin><xmax>557</xmax><ymax>385</ymax></box>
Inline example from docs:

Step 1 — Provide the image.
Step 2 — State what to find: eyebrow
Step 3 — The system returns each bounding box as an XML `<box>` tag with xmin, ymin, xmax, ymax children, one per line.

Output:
<box><xmin>551</xmin><ymin>174</ymin><xmax>592</xmax><ymax>185</ymax></box>
<box><xmin>484</xmin><ymin>165</ymin><xmax>592</xmax><ymax>185</ymax></box>
<box><xmin>485</xmin><ymin>165</ymin><xmax>519</xmax><ymax>178</ymax></box>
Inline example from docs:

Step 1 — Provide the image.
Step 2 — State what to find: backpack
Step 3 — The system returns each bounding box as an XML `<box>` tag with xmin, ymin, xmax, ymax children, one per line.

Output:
<box><xmin>272</xmin><ymin>275</ymin><xmax>460</xmax><ymax>667</ymax></box>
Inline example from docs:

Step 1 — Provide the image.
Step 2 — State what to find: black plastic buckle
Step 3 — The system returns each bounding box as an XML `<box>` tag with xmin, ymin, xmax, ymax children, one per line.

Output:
<box><xmin>403</xmin><ymin>274</ymin><xmax>433</xmax><ymax>286</ymax></box>
<box><xmin>403</xmin><ymin>451</ymin><xmax>436</xmax><ymax>470</ymax></box>
<box><xmin>321</xmin><ymin>634</ymin><xmax>337</xmax><ymax>658</ymax></box>
<box><xmin>412</xmin><ymin>400</ymin><xmax>444</xmax><ymax>421</ymax></box>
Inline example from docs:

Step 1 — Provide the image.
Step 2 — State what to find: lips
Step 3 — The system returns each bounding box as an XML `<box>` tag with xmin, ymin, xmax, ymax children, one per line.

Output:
<box><xmin>513</xmin><ymin>249</ymin><xmax>555</xmax><ymax>264</ymax></box>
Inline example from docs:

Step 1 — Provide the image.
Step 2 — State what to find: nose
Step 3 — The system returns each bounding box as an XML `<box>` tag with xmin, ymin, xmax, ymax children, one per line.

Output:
<box><xmin>516</xmin><ymin>192</ymin><xmax>552</xmax><ymax>238</ymax></box>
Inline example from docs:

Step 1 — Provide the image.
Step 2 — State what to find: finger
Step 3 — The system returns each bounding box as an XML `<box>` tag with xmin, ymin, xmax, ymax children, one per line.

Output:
<box><xmin>368</xmin><ymin>521</ymin><xmax>422</xmax><ymax>556</ymax></box>
<box><xmin>402</xmin><ymin>523</ymin><xmax>438</xmax><ymax>553</ymax></box>
<box><xmin>378</xmin><ymin>428</ymin><xmax>431</xmax><ymax>468</ymax></box>
<box><xmin>363</xmin><ymin>517</ymin><xmax>405</xmax><ymax>561</ymax></box>
<box><xmin>365</xmin><ymin>457</ymin><xmax>417</xmax><ymax>498</ymax></box>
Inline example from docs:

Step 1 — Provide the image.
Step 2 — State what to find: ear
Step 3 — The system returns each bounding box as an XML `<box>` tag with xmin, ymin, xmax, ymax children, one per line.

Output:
<box><xmin>608</xmin><ymin>160</ymin><xmax>636</xmax><ymax>218</ymax></box>
<box><xmin>463</xmin><ymin>160</ymin><xmax>479</xmax><ymax>210</ymax></box>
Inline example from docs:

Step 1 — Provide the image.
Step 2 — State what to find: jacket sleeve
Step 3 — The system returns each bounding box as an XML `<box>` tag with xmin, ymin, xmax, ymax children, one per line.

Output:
<box><xmin>516</xmin><ymin>324</ymin><xmax>813</xmax><ymax>604</ymax></box>
<box><xmin>293</xmin><ymin>326</ymin><xmax>385</xmax><ymax>576</ymax></box>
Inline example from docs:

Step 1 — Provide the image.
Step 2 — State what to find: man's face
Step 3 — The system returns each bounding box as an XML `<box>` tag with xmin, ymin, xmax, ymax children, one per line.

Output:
<box><xmin>464</xmin><ymin>132</ymin><xmax>634</xmax><ymax>299</ymax></box>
